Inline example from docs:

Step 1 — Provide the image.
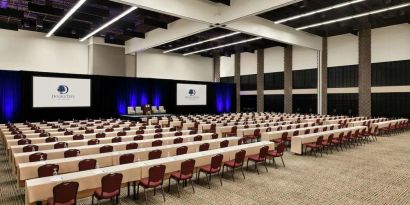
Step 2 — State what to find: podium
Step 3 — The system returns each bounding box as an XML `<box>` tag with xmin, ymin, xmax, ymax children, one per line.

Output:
<box><xmin>143</xmin><ymin>104</ymin><xmax>152</xmax><ymax>115</ymax></box>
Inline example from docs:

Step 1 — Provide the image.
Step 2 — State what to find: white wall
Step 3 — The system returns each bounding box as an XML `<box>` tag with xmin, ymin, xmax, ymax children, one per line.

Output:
<box><xmin>136</xmin><ymin>49</ymin><xmax>213</xmax><ymax>82</ymax></box>
<box><xmin>292</xmin><ymin>46</ymin><xmax>318</xmax><ymax>70</ymax></box>
<box><xmin>240</xmin><ymin>52</ymin><xmax>257</xmax><ymax>75</ymax></box>
<box><xmin>328</xmin><ymin>34</ymin><xmax>359</xmax><ymax>67</ymax></box>
<box><xmin>264</xmin><ymin>47</ymin><xmax>284</xmax><ymax>73</ymax></box>
<box><xmin>0</xmin><ymin>29</ymin><xmax>89</xmax><ymax>74</ymax></box>
<box><xmin>220</xmin><ymin>55</ymin><xmax>235</xmax><ymax>77</ymax></box>
<box><xmin>372</xmin><ymin>24</ymin><xmax>410</xmax><ymax>63</ymax></box>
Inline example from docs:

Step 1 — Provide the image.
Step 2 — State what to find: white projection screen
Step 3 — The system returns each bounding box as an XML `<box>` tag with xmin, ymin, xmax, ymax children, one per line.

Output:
<box><xmin>177</xmin><ymin>84</ymin><xmax>207</xmax><ymax>106</ymax></box>
<box><xmin>33</xmin><ymin>76</ymin><xmax>91</xmax><ymax>108</ymax></box>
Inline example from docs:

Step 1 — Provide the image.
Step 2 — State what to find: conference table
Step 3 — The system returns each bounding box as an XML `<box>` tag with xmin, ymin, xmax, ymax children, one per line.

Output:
<box><xmin>17</xmin><ymin>137</ymin><xmax>240</xmax><ymax>183</ymax></box>
<box><xmin>372</xmin><ymin>119</ymin><xmax>408</xmax><ymax>129</ymax></box>
<box><xmin>216</xmin><ymin>121</ymin><xmax>294</xmax><ymax>136</ymax></box>
<box><xmin>347</xmin><ymin>118</ymin><xmax>387</xmax><ymax>127</ymax></box>
<box><xmin>260</xmin><ymin>124</ymin><xmax>338</xmax><ymax>141</ymax></box>
<box><xmin>25</xmin><ymin>141</ymin><xmax>274</xmax><ymax>204</ymax></box>
<box><xmin>290</xmin><ymin>126</ymin><xmax>367</xmax><ymax>154</ymax></box>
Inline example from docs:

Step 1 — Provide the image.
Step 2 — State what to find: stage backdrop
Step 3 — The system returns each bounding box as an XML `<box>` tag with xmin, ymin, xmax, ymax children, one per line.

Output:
<box><xmin>0</xmin><ymin>70</ymin><xmax>235</xmax><ymax>123</ymax></box>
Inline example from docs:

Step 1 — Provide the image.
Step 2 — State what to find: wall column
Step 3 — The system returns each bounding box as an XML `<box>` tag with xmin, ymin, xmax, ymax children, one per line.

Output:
<box><xmin>213</xmin><ymin>53</ymin><xmax>221</xmax><ymax>82</ymax></box>
<box><xmin>284</xmin><ymin>45</ymin><xmax>293</xmax><ymax>113</ymax></box>
<box><xmin>358</xmin><ymin>27</ymin><xmax>372</xmax><ymax>117</ymax></box>
<box><xmin>321</xmin><ymin>37</ymin><xmax>328</xmax><ymax>115</ymax></box>
<box><xmin>257</xmin><ymin>49</ymin><xmax>264</xmax><ymax>112</ymax></box>
<box><xmin>234</xmin><ymin>52</ymin><xmax>241</xmax><ymax>112</ymax></box>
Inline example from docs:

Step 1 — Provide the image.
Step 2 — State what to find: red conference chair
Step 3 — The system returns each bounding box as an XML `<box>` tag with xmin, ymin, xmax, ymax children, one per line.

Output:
<box><xmin>136</xmin><ymin>130</ymin><xmax>144</xmax><ymax>134</ymax></box>
<box><xmin>268</xmin><ymin>142</ymin><xmax>285</xmax><ymax>168</ymax></box>
<box><xmin>193</xmin><ymin>135</ymin><xmax>202</xmax><ymax>141</ymax></box>
<box><xmin>45</xmin><ymin>137</ymin><xmax>58</xmax><ymax>143</ymax></box>
<box><xmin>64</xmin><ymin>149</ymin><xmax>80</xmax><ymax>158</ymax></box>
<box><xmin>176</xmin><ymin>146</ymin><xmax>188</xmax><ymax>155</ymax></box>
<box><xmin>321</xmin><ymin>134</ymin><xmax>334</xmax><ymax>154</ymax></box>
<box><xmin>134</xmin><ymin>135</ymin><xmax>144</xmax><ymax>141</ymax></box>
<box><xmin>13</xmin><ymin>134</ymin><xmax>26</xmax><ymax>139</ymax></box>
<box><xmin>219</xmin><ymin>140</ymin><xmax>229</xmax><ymax>148</ymax></box>
<box><xmin>189</xmin><ymin>130</ymin><xmax>197</xmax><ymax>135</ymax></box>
<box><xmin>85</xmin><ymin>129</ymin><xmax>94</xmax><ymax>134</ymax></box>
<box><xmin>148</xmin><ymin>150</ymin><xmax>162</xmax><ymax>160</ymax></box>
<box><xmin>88</xmin><ymin>139</ymin><xmax>100</xmax><ymax>145</ymax></box>
<box><xmin>18</xmin><ymin>139</ymin><xmax>31</xmax><ymax>145</ymax></box>
<box><xmin>112</xmin><ymin>137</ymin><xmax>122</xmax><ymax>143</ymax></box>
<box><xmin>168</xmin><ymin>159</ymin><xmax>196</xmax><ymax>197</ymax></box>
<box><xmin>29</xmin><ymin>152</ymin><xmax>47</xmax><ymax>162</ymax></box>
<box><xmin>246</xmin><ymin>146</ymin><xmax>269</xmax><ymax>175</ymax></box>
<box><xmin>120</xmin><ymin>153</ymin><xmax>135</xmax><ymax>196</ymax></box>
<box><xmin>117</xmin><ymin>131</ymin><xmax>126</xmax><ymax>137</ymax></box>
<box><xmin>222</xmin><ymin>150</ymin><xmax>246</xmax><ymax>181</ymax></box>
<box><xmin>64</xmin><ymin>131</ymin><xmax>74</xmax><ymax>136</ymax></box>
<box><xmin>100</xmin><ymin>145</ymin><xmax>114</xmax><ymax>153</ymax></box>
<box><xmin>105</xmin><ymin>128</ymin><xmax>114</xmax><ymax>132</ymax></box>
<box><xmin>23</xmin><ymin>145</ymin><xmax>39</xmax><ymax>152</ymax></box>
<box><xmin>78</xmin><ymin>159</ymin><xmax>97</xmax><ymax>171</ymax></box>
<box><xmin>199</xmin><ymin>143</ymin><xmax>210</xmax><ymax>152</ymax></box>
<box><xmin>272</xmin><ymin>132</ymin><xmax>288</xmax><ymax>147</ymax></box>
<box><xmin>155</xmin><ymin>128</ymin><xmax>163</xmax><ymax>133</ymax></box>
<box><xmin>173</xmin><ymin>137</ymin><xmax>183</xmax><ymax>144</ymax></box>
<box><xmin>152</xmin><ymin>140</ymin><xmax>163</xmax><ymax>147</ymax></box>
<box><xmin>39</xmin><ymin>132</ymin><xmax>50</xmax><ymax>137</ymax></box>
<box><xmin>92</xmin><ymin>173</ymin><xmax>123</xmax><ymax>205</ymax></box>
<box><xmin>244</xmin><ymin>129</ymin><xmax>261</xmax><ymax>143</ymax></box>
<box><xmin>211</xmin><ymin>133</ymin><xmax>218</xmax><ymax>139</ymax></box>
<box><xmin>54</xmin><ymin>142</ymin><xmax>67</xmax><ymax>149</ymax></box>
<box><xmin>154</xmin><ymin>133</ymin><xmax>163</xmax><ymax>139</ymax></box>
<box><xmin>331</xmin><ymin>132</ymin><xmax>346</xmax><ymax>151</ymax></box>
<box><xmin>126</xmin><ymin>142</ymin><xmax>138</xmax><ymax>150</ymax></box>
<box><xmin>123</xmin><ymin>127</ymin><xmax>131</xmax><ymax>131</ymax></box>
<box><xmin>174</xmin><ymin>131</ymin><xmax>183</xmax><ymax>136</ymax></box>
<box><xmin>96</xmin><ymin>133</ymin><xmax>106</xmax><ymax>139</ymax></box>
<box><xmin>304</xmin><ymin>129</ymin><xmax>311</xmax><ymax>134</ymax></box>
<box><xmin>136</xmin><ymin>165</ymin><xmax>166</xmax><ymax>202</ymax></box>
<box><xmin>47</xmin><ymin>181</ymin><xmax>79</xmax><ymax>205</ymax></box>
<box><xmin>304</xmin><ymin>136</ymin><xmax>324</xmax><ymax>157</ymax></box>
<box><xmin>72</xmin><ymin>134</ymin><xmax>84</xmax><ymax>141</ymax></box>
<box><xmin>227</xmin><ymin>126</ymin><xmax>237</xmax><ymax>137</ymax></box>
<box><xmin>203</xmin><ymin>124</ymin><xmax>216</xmax><ymax>133</ymax></box>
<box><xmin>197</xmin><ymin>154</ymin><xmax>223</xmax><ymax>189</ymax></box>
<box><xmin>38</xmin><ymin>164</ymin><xmax>59</xmax><ymax>178</ymax></box>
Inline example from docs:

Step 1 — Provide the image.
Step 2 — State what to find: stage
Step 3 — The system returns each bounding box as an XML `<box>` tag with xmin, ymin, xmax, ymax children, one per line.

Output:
<box><xmin>120</xmin><ymin>114</ymin><xmax>173</xmax><ymax>122</ymax></box>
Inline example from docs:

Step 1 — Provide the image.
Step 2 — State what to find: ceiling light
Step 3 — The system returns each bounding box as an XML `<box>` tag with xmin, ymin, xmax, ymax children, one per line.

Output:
<box><xmin>46</xmin><ymin>0</ymin><xmax>86</xmax><ymax>38</ymax></box>
<box><xmin>163</xmin><ymin>31</ymin><xmax>241</xmax><ymax>53</ymax></box>
<box><xmin>296</xmin><ymin>2</ymin><xmax>410</xmax><ymax>30</ymax></box>
<box><xmin>275</xmin><ymin>0</ymin><xmax>366</xmax><ymax>24</ymax></box>
<box><xmin>183</xmin><ymin>37</ymin><xmax>262</xmax><ymax>56</ymax></box>
<box><xmin>80</xmin><ymin>6</ymin><xmax>137</xmax><ymax>42</ymax></box>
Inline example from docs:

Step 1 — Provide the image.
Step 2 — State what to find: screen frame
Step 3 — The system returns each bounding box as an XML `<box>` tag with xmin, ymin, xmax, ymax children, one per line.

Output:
<box><xmin>32</xmin><ymin>76</ymin><xmax>92</xmax><ymax>109</ymax></box>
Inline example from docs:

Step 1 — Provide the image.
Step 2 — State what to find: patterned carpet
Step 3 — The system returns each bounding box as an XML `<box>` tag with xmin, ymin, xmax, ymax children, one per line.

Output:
<box><xmin>1</xmin><ymin>131</ymin><xmax>410</xmax><ymax>205</ymax></box>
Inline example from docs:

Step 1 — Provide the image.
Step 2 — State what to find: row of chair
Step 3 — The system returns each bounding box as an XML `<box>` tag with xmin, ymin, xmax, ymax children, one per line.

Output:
<box><xmin>378</xmin><ymin>121</ymin><xmax>409</xmax><ymax>136</ymax></box>
<box><xmin>127</xmin><ymin>106</ymin><xmax>166</xmax><ymax>115</ymax></box>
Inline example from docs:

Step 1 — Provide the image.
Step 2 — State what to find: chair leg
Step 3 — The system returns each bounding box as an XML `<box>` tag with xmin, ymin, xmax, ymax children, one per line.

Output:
<box><xmin>161</xmin><ymin>185</ymin><xmax>166</xmax><ymax>202</ymax></box>
<box><xmin>127</xmin><ymin>182</ymin><xmax>130</xmax><ymax>196</ymax></box>
<box><xmin>190</xmin><ymin>178</ymin><xmax>195</xmax><ymax>193</ymax></box>
<box><xmin>136</xmin><ymin>184</ymin><xmax>140</xmax><ymax>200</ymax></box>
<box><xmin>176</xmin><ymin>180</ymin><xmax>181</xmax><ymax>198</ymax></box>
<box><xmin>246</xmin><ymin>159</ymin><xmax>249</xmax><ymax>170</ymax></box>
<box><xmin>231</xmin><ymin>167</ymin><xmax>235</xmax><ymax>181</ymax></box>
<box><xmin>280</xmin><ymin>156</ymin><xmax>285</xmax><ymax>167</ymax></box>
<box><xmin>116</xmin><ymin>195</ymin><xmax>119</xmax><ymax>205</ymax></box>
<box><xmin>91</xmin><ymin>195</ymin><xmax>94</xmax><ymax>205</ymax></box>
<box><xmin>207</xmin><ymin>173</ymin><xmax>211</xmax><ymax>189</ymax></box>
<box><xmin>143</xmin><ymin>187</ymin><xmax>148</xmax><ymax>205</ymax></box>
<box><xmin>218</xmin><ymin>171</ymin><xmax>223</xmax><ymax>186</ymax></box>
<box><xmin>255</xmin><ymin>162</ymin><xmax>259</xmax><ymax>175</ymax></box>
<box><xmin>264</xmin><ymin>160</ymin><xmax>268</xmax><ymax>172</ymax></box>
<box><xmin>272</xmin><ymin>157</ymin><xmax>277</xmax><ymax>168</ymax></box>
<box><xmin>168</xmin><ymin>177</ymin><xmax>171</xmax><ymax>192</ymax></box>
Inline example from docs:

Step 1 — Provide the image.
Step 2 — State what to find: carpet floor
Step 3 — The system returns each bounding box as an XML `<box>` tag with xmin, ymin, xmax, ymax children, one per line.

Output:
<box><xmin>1</xmin><ymin>131</ymin><xmax>410</xmax><ymax>205</ymax></box>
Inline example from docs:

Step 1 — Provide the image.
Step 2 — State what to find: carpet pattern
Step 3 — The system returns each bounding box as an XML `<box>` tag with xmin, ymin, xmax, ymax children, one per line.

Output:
<box><xmin>1</xmin><ymin>132</ymin><xmax>410</xmax><ymax>205</ymax></box>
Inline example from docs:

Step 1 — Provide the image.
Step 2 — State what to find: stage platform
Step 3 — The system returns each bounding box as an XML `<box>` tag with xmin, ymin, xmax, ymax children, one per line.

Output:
<box><xmin>120</xmin><ymin>114</ymin><xmax>173</xmax><ymax>122</ymax></box>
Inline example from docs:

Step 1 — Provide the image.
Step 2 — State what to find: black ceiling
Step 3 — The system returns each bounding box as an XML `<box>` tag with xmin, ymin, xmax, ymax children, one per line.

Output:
<box><xmin>154</xmin><ymin>27</ymin><xmax>285</xmax><ymax>58</ymax></box>
<box><xmin>0</xmin><ymin>0</ymin><xmax>179</xmax><ymax>45</ymax></box>
<box><xmin>259</xmin><ymin>0</ymin><xmax>410</xmax><ymax>37</ymax></box>
<box><xmin>208</xmin><ymin>0</ymin><xmax>230</xmax><ymax>6</ymax></box>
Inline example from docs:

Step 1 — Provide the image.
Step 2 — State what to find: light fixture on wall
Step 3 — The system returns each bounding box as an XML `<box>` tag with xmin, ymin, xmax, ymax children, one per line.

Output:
<box><xmin>274</xmin><ymin>0</ymin><xmax>366</xmax><ymax>24</ymax></box>
<box><xmin>163</xmin><ymin>31</ymin><xmax>241</xmax><ymax>53</ymax></box>
<box><xmin>46</xmin><ymin>0</ymin><xmax>87</xmax><ymax>37</ymax></box>
<box><xmin>296</xmin><ymin>3</ymin><xmax>410</xmax><ymax>30</ymax></box>
<box><xmin>80</xmin><ymin>6</ymin><xmax>137</xmax><ymax>42</ymax></box>
<box><xmin>182</xmin><ymin>37</ymin><xmax>262</xmax><ymax>56</ymax></box>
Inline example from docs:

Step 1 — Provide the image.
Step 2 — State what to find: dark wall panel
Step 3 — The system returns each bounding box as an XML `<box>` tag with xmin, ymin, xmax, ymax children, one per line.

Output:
<box><xmin>220</xmin><ymin>76</ymin><xmax>234</xmax><ymax>84</ymax></box>
<box><xmin>292</xmin><ymin>94</ymin><xmax>317</xmax><ymax>114</ymax></box>
<box><xmin>327</xmin><ymin>94</ymin><xmax>358</xmax><ymax>116</ymax></box>
<box><xmin>372</xmin><ymin>60</ymin><xmax>410</xmax><ymax>86</ymax></box>
<box><xmin>240</xmin><ymin>95</ymin><xmax>257</xmax><ymax>112</ymax></box>
<box><xmin>372</xmin><ymin>93</ymin><xmax>410</xmax><ymax>119</ymax></box>
<box><xmin>327</xmin><ymin>65</ymin><xmax>358</xmax><ymax>88</ymax></box>
<box><xmin>264</xmin><ymin>72</ymin><xmax>284</xmax><ymax>90</ymax></box>
<box><xmin>264</xmin><ymin>95</ymin><xmax>284</xmax><ymax>113</ymax></box>
<box><xmin>240</xmin><ymin>74</ymin><xmax>257</xmax><ymax>91</ymax></box>
<box><xmin>293</xmin><ymin>69</ymin><xmax>317</xmax><ymax>89</ymax></box>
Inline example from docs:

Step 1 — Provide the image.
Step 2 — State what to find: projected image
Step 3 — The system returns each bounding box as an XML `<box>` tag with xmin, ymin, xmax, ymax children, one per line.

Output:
<box><xmin>177</xmin><ymin>84</ymin><xmax>207</xmax><ymax>105</ymax></box>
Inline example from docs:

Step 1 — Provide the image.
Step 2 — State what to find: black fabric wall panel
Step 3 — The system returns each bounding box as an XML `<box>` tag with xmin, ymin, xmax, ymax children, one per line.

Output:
<box><xmin>327</xmin><ymin>65</ymin><xmax>358</xmax><ymax>88</ymax></box>
<box><xmin>264</xmin><ymin>95</ymin><xmax>284</xmax><ymax>112</ymax></box>
<box><xmin>240</xmin><ymin>95</ymin><xmax>257</xmax><ymax>112</ymax></box>
<box><xmin>292</xmin><ymin>94</ymin><xmax>317</xmax><ymax>114</ymax></box>
<box><xmin>372</xmin><ymin>60</ymin><xmax>410</xmax><ymax>86</ymax></box>
<box><xmin>220</xmin><ymin>76</ymin><xmax>234</xmax><ymax>84</ymax></box>
<box><xmin>292</xmin><ymin>69</ymin><xmax>317</xmax><ymax>89</ymax></box>
<box><xmin>372</xmin><ymin>93</ymin><xmax>410</xmax><ymax>119</ymax></box>
<box><xmin>240</xmin><ymin>74</ymin><xmax>257</xmax><ymax>91</ymax></box>
<box><xmin>327</xmin><ymin>94</ymin><xmax>358</xmax><ymax>116</ymax></box>
<box><xmin>264</xmin><ymin>72</ymin><xmax>284</xmax><ymax>90</ymax></box>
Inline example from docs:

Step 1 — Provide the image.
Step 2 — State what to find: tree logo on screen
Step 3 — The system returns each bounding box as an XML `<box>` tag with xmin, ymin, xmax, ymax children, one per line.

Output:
<box><xmin>57</xmin><ymin>85</ymin><xmax>69</xmax><ymax>94</ymax></box>
<box><xmin>188</xmin><ymin>89</ymin><xmax>196</xmax><ymax>96</ymax></box>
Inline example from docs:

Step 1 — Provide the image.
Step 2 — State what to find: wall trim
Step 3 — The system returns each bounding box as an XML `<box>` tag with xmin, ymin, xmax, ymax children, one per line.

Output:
<box><xmin>240</xmin><ymin>90</ymin><xmax>257</xmax><ymax>95</ymax></box>
<box><xmin>293</xmin><ymin>89</ymin><xmax>317</xmax><ymax>94</ymax></box>
<box><xmin>328</xmin><ymin>87</ymin><xmax>359</xmax><ymax>94</ymax></box>
<box><xmin>264</xmin><ymin>90</ymin><xmax>284</xmax><ymax>95</ymax></box>
<box><xmin>371</xmin><ymin>86</ymin><xmax>410</xmax><ymax>93</ymax></box>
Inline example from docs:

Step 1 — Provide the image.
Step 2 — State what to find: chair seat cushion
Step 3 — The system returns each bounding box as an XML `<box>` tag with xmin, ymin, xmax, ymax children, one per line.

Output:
<box><xmin>171</xmin><ymin>172</ymin><xmax>193</xmax><ymax>180</ymax></box>
<box><xmin>224</xmin><ymin>160</ymin><xmax>242</xmax><ymax>168</ymax></box>
<box><xmin>94</xmin><ymin>188</ymin><xmax>120</xmax><ymax>199</ymax></box>
<box><xmin>305</xmin><ymin>143</ymin><xmax>320</xmax><ymax>148</ymax></box>
<box><xmin>139</xmin><ymin>178</ymin><xmax>162</xmax><ymax>188</ymax></box>
<box><xmin>47</xmin><ymin>198</ymin><xmax>75</xmax><ymax>205</ymax></box>
<box><xmin>267</xmin><ymin>150</ymin><xmax>282</xmax><ymax>157</ymax></box>
<box><xmin>244</xmin><ymin>135</ymin><xmax>256</xmax><ymax>139</ymax></box>
<box><xmin>271</xmin><ymin>139</ymin><xmax>283</xmax><ymax>143</ymax></box>
<box><xmin>248</xmin><ymin>154</ymin><xmax>264</xmax><ymax>162</ymax></box>
<box><xmin>200</xmin><ymin>165</ymin><xmax>220</xmax><ymax>173</ymax></box>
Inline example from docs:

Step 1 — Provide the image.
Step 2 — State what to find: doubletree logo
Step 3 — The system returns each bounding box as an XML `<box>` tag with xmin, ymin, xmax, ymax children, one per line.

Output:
<box><xmin>57</xmin><ymin>85</ymin><xmax>69</xmax><ymax>94</ymax></box>
<box><xmin>188</xmin><ymin>89</ymin><xmax>196</xmax><ymax>96</ymax></box>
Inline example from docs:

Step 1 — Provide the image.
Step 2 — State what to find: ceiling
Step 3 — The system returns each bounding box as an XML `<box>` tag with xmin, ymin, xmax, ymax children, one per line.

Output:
<box><xmin>0</xmin><ymin>0</ymin><xmax>179</xmax><ymax>44</ymax></box>
<box><xmin>259</xmin><ymin>0</ymin><xmax>410</xmax><ymax>37</ymax></box>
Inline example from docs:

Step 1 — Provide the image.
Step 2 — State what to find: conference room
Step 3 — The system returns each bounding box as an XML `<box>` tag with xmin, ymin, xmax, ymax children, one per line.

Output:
<box><xmin>0</xmin><ymin>0</ymin><xmax>409</xmax><ymax>204</ymax></box>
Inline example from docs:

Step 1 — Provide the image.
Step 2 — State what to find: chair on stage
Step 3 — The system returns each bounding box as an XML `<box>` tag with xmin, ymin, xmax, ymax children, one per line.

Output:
<box><xmin>127</xmin><ymin>107</ymin><xmax>136</xmax><ymax>115</ymax></box>
<box><xmin>135</xmin><ymin>106</ymin><xmax>143</xmax><ymax>115</ymax></box>
<box><xmin>152</xmin><ymin>106</ymin><xmax>159</xmax><ymax>114</ymax></box>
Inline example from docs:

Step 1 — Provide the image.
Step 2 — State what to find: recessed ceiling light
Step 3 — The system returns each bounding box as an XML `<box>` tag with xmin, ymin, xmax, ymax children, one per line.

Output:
<box><xmin>183</xmin><ymin>37</ymin><xmax>262</xmax><ymax>56</ymax></box>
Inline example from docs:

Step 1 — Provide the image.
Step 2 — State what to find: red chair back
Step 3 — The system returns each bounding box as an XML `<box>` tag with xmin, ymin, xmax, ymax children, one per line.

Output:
<box><xmin>101</xmin><ymin>173</ymin><xmax>123</xmax><ymax>196</ymax></box>
<box><xmin>293</xmin><ymin>130</ymin><xmax>299</xmax><ymax>136</ymax></box>
<box><xmin>64</xmin><ymin>149</ymin><xmax>80</xmax><ymax>158</ymax></box>
<box><xmin>126</xmin><ymin>142</ymin><xmax>138</xmax><ymax>150</ymax></box>
<box><xmin>96</xmin><ymin>133</ymin><xmax>106</xmax><ymax>138</ymax></box>
<box><xmin>112</xmin><ymin>137</ymin><xmax>122</xmax><ymax>143</ymax></box>
<box><xmin>304</xmin><ymin>129</ymin><xmax>310</xmax><ymax>134</ymax></box>
<box><xmin>199</xmin><ymin>143</ymin><xmax>210</xmax><ymax>151</ymax></box>
<box><xmin>117</xmin><ymin>131</ymin><xmax>126</xmax><ymax>137</ymax></box>
<box><xmin>105</xmin><ymin>128</ymin><xmax>114</xmax><ymax>132</ymax></box>
<box><xmin>316</xmin><ymin>136</ymin><xmax>324</xmax><ymax>145</ymax></box>
<box><xmin>220</xmin><ymin>140</ymin><xmax>229</xmax><ymax>148</ymax></box>
<box><xmin>234</xmin><ymin>150</ymin><xmax>246</xmax><ymax>164</ymax></box>
<box><xmin>155</xmin><ymin>128</ymin><xmax>162</xmax><ymax>133</ymax></box>
<box><xmin>148</xmin><ymin>150</ymin><xmax>162</xmax><ymax>160</ymax></box>
<box><xmin>327</xmin><ymin>134</ymin><xmax>334</xmax><ymax>143</ymax></box>
<box><xmin>154</xmin><ymin>133</ymin><xmax>163</xmax><ymax>139</ymax></box>
<box><xmin>174</xmin><ymin>131</ymin><xmax>183</xmax><ymax>136</ymax></box>
<box><xmin>100</xmin><ymin>145</ymin><xmax>113</xmax><ymax>153</ymax></box>
<box><xmin>210</xmin><ymin>154</ymin><xmax>223</xmax><ymax>170</ymax></box>
<box><xmin>54</xmin><ymin>142</ymin><xmax>67</xmax><ymax>149</ymax></box>
<box><xmin>176</xmin><ymin>146</ymin><xmax>188</xmax><ymax>155</ymax></box>
<box><xmin>85</xmin><ymin>129</ymin><xmax>94</xmax><ymax>134</ymax></box>
<box><xmin>211</xmin><ymin>133</ymin><xmax>218</xmax><ymax>139</ymax></box>
<box><xmin>281</xmin><ymin>132</ymin><xmax>288</xmax><ymax>141</ymax></box>
<box><xmin>258</xmin><ymin>146</ymin><xmax>269</xmax><ymax>160</ymax></box>
<box><xmin>194</xmin><ymin>135</ymin><xmax>202</xmax><ymax>141</ymax></box>
<box><xmin>14</xmin><ymin>134</ymin><xmax>26</xmax><ymax>139</ymax></box>
<box><xmin>276</xmin><ymin>142</ymin><xmax>285</xmax><ymax>155</ymax></box>
<box><xmin>180</xmin><ymin>159</ymin><xmax>195</xmax><ymax>177</ymax></box>
<box><xmin>152</xmin><ymin>140</ymin><xmax>163</xmax><ymax>147</ymax></box>
<box><xmin>148</xmin><ymin>165</ymin><xmax>166</xmax><ymax>186</ymax></box>
<box><xmin>78</xmin><ymin>159</ymin><xmax>97</xmax><ymax>171</ymax></box>
<box><xmin>64</xmin><ymin>131</ymin><xmax>74</xmax><ymax>136</ymax></box>
<box><xmin>23</xmin><ymin>145</ymin><xmax>39</xmax><ymax>152</ymax></box>
<box><xmin>52</xmin><ymin>182</ymin><xmax>79</xmax><ymax>205</ymax></box>
<box><xmin>88</xmin><ymin>139</ymin><xmax>100</xmax><ymax>145</ymax></box>
<box><xmin>29</xmin><ymin>152</ymin><xmax>47</xmax><ymax>162</ymax></box>
<box><xmin>173</xmin><ymin>137</ymin><xmax>183</xmax><ymax>144</ymax></box>
<box><xmin>120</xmin><ymin>154</ymin><xmax>135</xmax><ymax>164</ymax></box>
<box><xmin>313</xmin><ymin>128</ymin><xmax>319</xmax><ymax>133</ymax></box>
<box><xmin>73</xmin><ymin>134</ymin><xmax>84</xmax><ymax>140</ymax></box>
<box><xmin>136</xmin><ymin>130</ymin><xmax>144</xmax><ymax>134</ymax></box>
<box><xmin>38</xmin><ymin>164</ymin><xmax>59</xmax><ymax>177</ymax></box>
<box><xmin>134</xmin><ymin>135</ymin><xmax>143</xmax><ymax>141</ymax></box>
<box><xmin>39</xmin><ymin>132</ymin><xmax>50</xmax><ymax>137</ymax></box>
<box><xmin>18</xmin><ymin>139</ymin><xmax>31</xmax><ymax>145</ymax></box>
